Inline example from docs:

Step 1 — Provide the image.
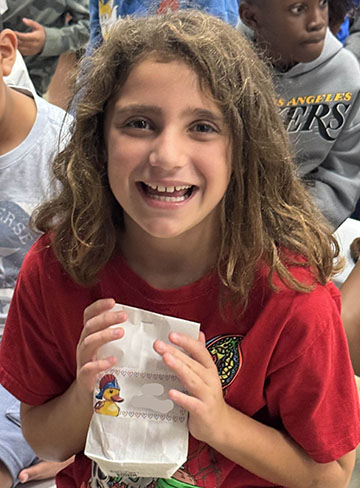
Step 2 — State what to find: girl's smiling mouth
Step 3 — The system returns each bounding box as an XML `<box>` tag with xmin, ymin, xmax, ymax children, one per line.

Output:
<box><xmin>138</xmin><ymin>182</ymin><xmax>196</xmax><ymax>203</ymax></box>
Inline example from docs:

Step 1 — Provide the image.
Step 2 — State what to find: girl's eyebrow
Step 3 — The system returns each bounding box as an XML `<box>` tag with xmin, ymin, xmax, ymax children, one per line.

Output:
<box><xmin>187</xmin><ymin>108</ymin><xmax>225</xmax><ymax>125</ymax></box>
<box><xmin>112</xmin><ymin>104</ymin><xmax>162</xmax><ymax>117</ymax></box>
<box><xmin>112</xmin><ymin>104</ymin><xmax>225</xmax><ymax>124</ymax></box>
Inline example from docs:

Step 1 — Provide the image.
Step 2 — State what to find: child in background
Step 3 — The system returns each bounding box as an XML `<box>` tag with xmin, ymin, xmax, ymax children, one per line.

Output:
<box><xmin>332</xmin><ymin>0</ymin><xmax>360</xmax><ymax>47</ymax></box>
<box><xmin>240</xmin><ymin>0</ymin><xmax>360</xmax><ymax>230</ymax></box>
<box><xmin>0</xmin><ymin>26</ymin><xmax>73</xmax><ymax>487</ymax></box>
<box><xmin>345</xmin><ymin>4</ymin><xmax>360</xmax><ymax>61</ymax></box>
<box><xmin>2</xmin><ymin>0</ymin><xmax>89</xmax><ymax>96</ymax></box>
<box><xmin>0</xmin><ymin>10</ymin><xmax>359</xmax><ymax>488</ymax></box>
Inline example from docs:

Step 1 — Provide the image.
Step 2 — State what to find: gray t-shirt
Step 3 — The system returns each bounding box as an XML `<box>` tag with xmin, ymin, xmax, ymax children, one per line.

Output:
<box><xmin>0</xmin><ymin>89</ymin><xmax>71</xmax><ymax>338</ymax></box>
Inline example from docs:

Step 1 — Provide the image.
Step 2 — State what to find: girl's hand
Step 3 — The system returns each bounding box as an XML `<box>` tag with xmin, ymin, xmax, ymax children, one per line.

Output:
<box><xmin>153</xmin><ymin>332</ymin><xmax>227</xmax><ymax>445</ymax></box>
<box><xmin>76</xmin><ymin>299</ymin><xmax>126</xmax><ymax>399</ymax></box>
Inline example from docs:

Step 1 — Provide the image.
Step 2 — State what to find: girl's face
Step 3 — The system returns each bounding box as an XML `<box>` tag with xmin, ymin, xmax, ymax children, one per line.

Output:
<box><xmin>104</xmin><ymin>57</ymin><xmax>232</xmax><ymax>243</ymax></box>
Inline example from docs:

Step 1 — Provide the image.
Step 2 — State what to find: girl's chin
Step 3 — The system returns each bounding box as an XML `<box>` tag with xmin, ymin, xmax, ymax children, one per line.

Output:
<box><xmin>138</xmin><ymin>225</ymin><xmax>186</xmax><ymax>240</ymax></box>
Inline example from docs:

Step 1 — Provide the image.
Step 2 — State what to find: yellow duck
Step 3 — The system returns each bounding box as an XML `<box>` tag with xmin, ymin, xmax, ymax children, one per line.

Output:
<box><xmin>94</xmin><ymin>374</ymin><xmax>124</xmax><ymax>417</ymax></box>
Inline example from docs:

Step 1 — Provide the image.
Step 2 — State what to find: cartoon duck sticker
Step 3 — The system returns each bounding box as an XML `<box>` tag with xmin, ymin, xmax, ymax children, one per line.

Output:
<box><xmin>94</xmin><ymin>373</ymin><xmax>124</xmax><ymax>417</ymax></box>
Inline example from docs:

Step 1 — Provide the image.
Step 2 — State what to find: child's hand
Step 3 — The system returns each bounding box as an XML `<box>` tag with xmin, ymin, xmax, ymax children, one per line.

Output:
<box><xmin>153</xmin><ymin>332</ymin><xmax>227</xmax><ymax>445</ymax></box>
<box><xmin>76</xmin><ymin>299</ymin><xmax>126</xmax><ymax>399</ymax></box>
<box><xmin>18</xmin><ymin>457</ymin><xmax>75</xmax><ymax>484</ymax></box>
<box><xmin>15</xmin><ymin>18</ymin><xmax>46</xmax><ymax>56</ymax></box>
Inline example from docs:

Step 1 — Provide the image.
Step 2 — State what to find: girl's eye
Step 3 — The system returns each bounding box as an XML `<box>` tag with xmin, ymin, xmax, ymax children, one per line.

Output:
<box><xmin>127</xmin><ymin>119</ymin><xmax>152</xmax><ymax>130</ymax></box>
<box><xmin>290</xmin><ymin>4</ymin><xmax>305</xmax><ymax>14</ymax></box>
<box><xmin>320</xmin><ymin>0</ymin><xmax>328</xmax><ymax>7</ymax></box>
<box><xmin>191</xmin><ymin>122</ymin><xmax>217</xmax><ymax>134</ymax></box>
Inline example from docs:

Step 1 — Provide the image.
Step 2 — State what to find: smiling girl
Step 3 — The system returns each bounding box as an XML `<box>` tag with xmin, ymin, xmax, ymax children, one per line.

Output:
<box><xmin>0</xmin><ymin>10</ymin><xmax>359</xmax><ymax>488</ymax></box>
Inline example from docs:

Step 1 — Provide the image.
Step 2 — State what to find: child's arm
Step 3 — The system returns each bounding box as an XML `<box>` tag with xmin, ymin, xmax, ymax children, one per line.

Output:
<box><xmin>154</xmin><ymin>333</ymin><xmax>356</xmax><ymax>488</ymax></box>
<box><xmin>20</xmin><ymin>299</ymin><xmax>125</xmax><ymax>462</ymax></box>
<box><xmin>341</xmin><ymin>259</ymin><xmax>360</xmax><ymax>375</ymax></box>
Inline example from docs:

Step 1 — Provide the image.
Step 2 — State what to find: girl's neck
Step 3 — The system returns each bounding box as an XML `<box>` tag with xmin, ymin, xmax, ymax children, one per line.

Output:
<box><xmin>120</xmin><ymin>220</ymin><xmax>220</xmax><ymax>290</ymax></box>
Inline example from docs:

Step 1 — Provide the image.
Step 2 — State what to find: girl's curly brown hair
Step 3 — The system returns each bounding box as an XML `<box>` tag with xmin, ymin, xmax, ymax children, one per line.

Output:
<box><xmin>33</xmin><ymin>10</ymin><xmax>341</xmax><ymax>306</ymax></box>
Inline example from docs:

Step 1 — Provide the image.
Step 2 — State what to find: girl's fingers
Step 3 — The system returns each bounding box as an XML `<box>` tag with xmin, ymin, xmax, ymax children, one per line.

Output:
<box><xmin>168</xmin><ymin>388</ymin><xmax>202</xmax><ymax>413</ymax></box>
<box><xmin>77</xmin><ymin>356</ymin><xmax>118</xmax><ymax>393</ymax></box>
<box><xmin>77</xmin><ymin>325</ymin><xmax>124</xmax><ymax>367</ymax></box>
<box><xmin>156</xmin><ymin>332</ymin><xmax>214</xmax><ymax>369</ymax></box>
<box><xmin>77</xmin><ymin>300</ymin><xmax>127</xmax><ymax>369</ymax></box>
<box><xmin>84</xmin><ymin>310</ymin><xmax>126</xmax><ymax>336</ymax></box>
<box><xmin>171</xmin><ymin>332</ymin><xmax>213</xmax><ymax>366</ymax></box>
<box><xmin>155</xmin><ymin>345</ymin><xmax>219</xmax><ymax>400</ymax></box>
<box><xmin>153</xmin><ymin>339</ymin><xmax>204</xmax><ymax>381</ymax></box>
<box><xmin>80</xmin><ymin>356</ymin><xmax>118</xmax><ymax>378</ymax></box>
<box><xmin>76</xmin><ymin>300</ymin><xmax>128</xmax><ymax>393</ymax></box>
<box><xmin>79</xmin><ymin>305</ymin><xmax>127</xmax><ymax>344</ymax></box>
<box><xmin>83</xmin><ymin>298</ymin><xmax>116</xmax><ymax>323</ymax></box>
<box><xmin>162</xmin><ymin>351</ymin><xmax>205</xmax><ymax>395</ymax></box>
<box><xmin>154</xmin><ymin>333</ymin><xmax>221</xmax><ymax>399</ymax></box>
<box><xmin>198</xmin><ymin>331</ymin><xmax>206</xmax><ymax>346</ymax></box>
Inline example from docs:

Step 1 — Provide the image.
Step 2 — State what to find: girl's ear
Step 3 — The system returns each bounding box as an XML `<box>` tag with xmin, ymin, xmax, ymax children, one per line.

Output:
<box><xmin>239</xmin><ymin>3</ymin><xmax>259</xmax><ymax>30</ymax></box>
<box><xmin>0</xmin><ymin>29</ymin><xmax>18</xmax><ymax>77</ymax></box>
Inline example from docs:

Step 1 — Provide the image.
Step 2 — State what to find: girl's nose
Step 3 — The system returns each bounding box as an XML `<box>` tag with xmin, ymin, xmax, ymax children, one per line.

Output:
<box><xmin>149</xmin><ymin>130</ymin><xmax>188</xmax><ymax>170</ymax></box>
<box><xmin>307</xmin><ymin>6</ymin><xmax>327</xmax><ymax>31</ymax></box>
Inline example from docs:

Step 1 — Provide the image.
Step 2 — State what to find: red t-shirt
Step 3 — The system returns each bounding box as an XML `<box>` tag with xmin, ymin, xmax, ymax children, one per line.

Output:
<box><xmin>0</xmin><ymin>234</ymin><xmax>359</xmax><ymax>488</ymax></box>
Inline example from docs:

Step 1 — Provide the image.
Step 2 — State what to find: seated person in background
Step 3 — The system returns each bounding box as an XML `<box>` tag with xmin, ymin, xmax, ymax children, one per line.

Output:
<box><xmin>88</xmin><ymin>0</ymin><xmax>240</xmax><ymax>50</ymax></box>
<box><xmin>0</xmin><ymin>26</ymin><xmax>73</xmax><ymax>488</ymax></box>
<box><xmin>328</xmin><ymin>0</ymin><xmax>357</xmax><ymax>41</ymax></box>
<box><xmin>2</xmin><ymin>0</ymin><xmax>89</xmax><ymax>95</ymax></box>
<box><xmin>345</xmin><ymin>4</ymin><xmax>360</xmax><ymax>61</ymax></box>
<box><xmin>0</xmin><ymin>12</ymin><xmax>34</xmax><ymax>91</ymax></box>
<box><xmin>239</xmin><ymin>0</ymin><xmax>360</xmax><ymax>230</ymax></box>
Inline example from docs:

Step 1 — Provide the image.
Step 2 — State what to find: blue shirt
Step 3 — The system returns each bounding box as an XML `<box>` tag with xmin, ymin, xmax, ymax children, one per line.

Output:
<box><xmin>336</xmin><ymin>0</ymin><xmax>360</xmax><ymax>45</ymax></box>
<box><xmin>89</xmin><ymin>0</ymin><xmax>240</xmax><ymax>49</ymax></box>
<box><xmin>337</xmin><ymin>16</ymin><xmax>350</xmax><ymax>45</ymax></box>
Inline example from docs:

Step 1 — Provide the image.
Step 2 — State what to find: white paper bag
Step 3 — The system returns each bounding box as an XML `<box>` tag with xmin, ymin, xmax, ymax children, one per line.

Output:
<box><xmin>85</xmin><ymin>304</ymin><xmax>200</xmax><ymax>479</ymax></box>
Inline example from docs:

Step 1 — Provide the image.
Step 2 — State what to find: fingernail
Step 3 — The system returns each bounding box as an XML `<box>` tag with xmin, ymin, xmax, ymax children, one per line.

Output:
<box><xmin>112</xmin><ymin>327</ymin><xmax>122</xmax><ymax>338</ymax></box>
<box><xmin>106</xmin><ymin>356</ymin><xmax>117</xmax><ymax>367</ymax></box>
<box><xmin>116</xmin><ymin>311</ymin><xmax>127</xmax><ymax>321</ymax></box>
<box><xmin>155</xmin><ymin>340</ymin><xmax>166</xmax><ymax>352</ymax></box>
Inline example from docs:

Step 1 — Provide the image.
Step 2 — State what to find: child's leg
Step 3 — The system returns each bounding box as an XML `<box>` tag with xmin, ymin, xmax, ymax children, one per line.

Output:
<box><xmin>0</xmin><ymin>385</ymin><xmax>38</xmax><ymax>487</ymax></box>
<box><xmin>0</xmin><ymin>461</ymin><xmax>13</xmax><ymax>488</ymax></box>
